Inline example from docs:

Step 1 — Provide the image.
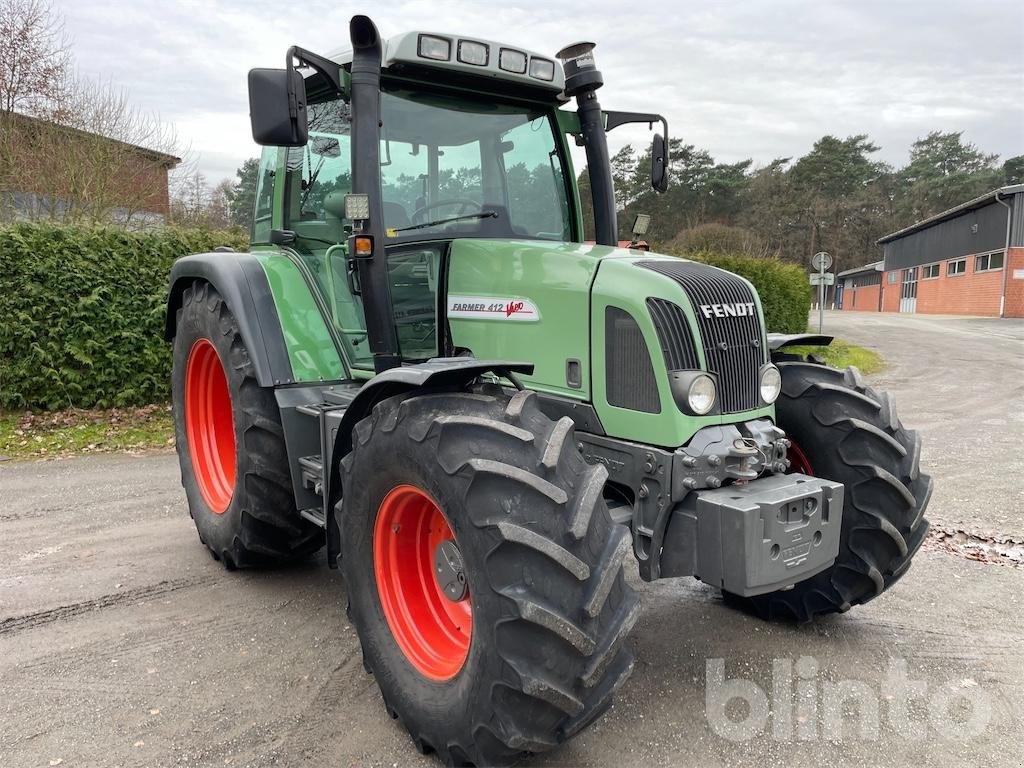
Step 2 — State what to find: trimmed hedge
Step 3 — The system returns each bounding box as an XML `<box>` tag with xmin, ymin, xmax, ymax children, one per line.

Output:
<box><xmin>0</xmin><ymin>222</ymin><xmax>810</xmax><ymax>411</ymax></box>
<box><xmin>662</xmin><ymin>248</ymin><xmax>812</xmax><ymax>334</ymax></box>
<box><xmin>0</xmin><ymin>223</ymin><xmax>247</xmax><ymax>410</ymax></box>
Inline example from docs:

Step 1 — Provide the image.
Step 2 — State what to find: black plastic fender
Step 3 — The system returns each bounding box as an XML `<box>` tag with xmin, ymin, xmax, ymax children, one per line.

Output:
<box><xmin>324</xmin><ymin>358</ymin><xmax>534</xmax><ymax>566</ymax></box>
<box><xmin>165</xmin><ymin>253</ymin><xmax>293</xmax><ymax>387</ymax></box>
<box><xmin>766</xmin><ymin>333</ymin><xmax>833</xmax><ymax>351</ymax></box>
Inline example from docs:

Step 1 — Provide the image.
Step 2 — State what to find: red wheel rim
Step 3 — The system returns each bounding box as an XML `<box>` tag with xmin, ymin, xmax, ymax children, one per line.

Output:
<box><xmin>373</xmin><ymin>485</ymin><xmax>472</xmax><ymax>681</ymax></box>
<box><xmin>788</xmin><ymin>439</ymin><xmax>815</xmax><ymax>476</ymax></box>
<box><xmin>185</xmin><ymin>339</ymin><xmax>236</xmax><ymax>514</ymax></box>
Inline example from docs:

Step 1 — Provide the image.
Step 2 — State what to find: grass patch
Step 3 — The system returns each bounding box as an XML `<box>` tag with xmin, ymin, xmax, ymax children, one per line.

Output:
<box><xmin>0</xmin><ymin>404</ymin><xmax>174</xmax><ymax>461</ymax></box>
<box><xmin>787</xmin><ymin>337</ymin><xmax>885</xmax><ymax>374</ymax></box>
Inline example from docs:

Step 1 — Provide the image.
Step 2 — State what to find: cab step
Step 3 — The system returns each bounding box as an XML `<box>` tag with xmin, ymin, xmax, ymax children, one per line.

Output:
<box><xmin>299</xmin><ymin>506</ymin><xmax>327</xmax><ymax>528</ymax></box>
<box><xmin>298</xmin><ymin>454</ymin><xmax>324</xmax><ymax>494</ymax></box>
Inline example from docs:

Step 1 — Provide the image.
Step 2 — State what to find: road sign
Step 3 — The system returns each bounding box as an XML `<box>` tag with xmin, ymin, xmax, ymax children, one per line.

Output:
<box><xmin>810</xmin><ymin>252</ymin><xmax>832</xmax><ymax>333</ymax></box>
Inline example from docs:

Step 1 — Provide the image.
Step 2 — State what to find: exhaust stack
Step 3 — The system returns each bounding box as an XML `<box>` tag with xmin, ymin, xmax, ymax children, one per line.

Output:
<box><xmin>557</xmin><ymin>42</ymin><xmax>617</xmax><ymax>246</ymax></box>
<box><xmin>349</xmin><ymin>15</ymin><xmax>401</xmax><ymax>372</ymax></box>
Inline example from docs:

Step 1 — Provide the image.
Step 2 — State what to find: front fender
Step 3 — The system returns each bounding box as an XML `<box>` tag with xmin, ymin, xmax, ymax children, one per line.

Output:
<box><xmin>334</xmin><ymin>357</ymin><xmax>535</xmax><ymax>461</ymax></box>
<box><xmin>323</xmin><ymin>358</ymin><xmax>534</xmax><ymax>566</ymax></box>
<box><xmin>767</xmin><ymin>333</ymin><xmax>833</xmax><ymax>351</ymax></box>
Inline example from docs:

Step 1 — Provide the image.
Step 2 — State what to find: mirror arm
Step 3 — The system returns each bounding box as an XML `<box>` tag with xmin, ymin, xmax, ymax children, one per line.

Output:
<box><xmin>604</xmin><ymin>110</ymin><xmax>668</xmax><ymax>141</ymax></box>
<box><xmin>286</xmin><ymin>45</ymin><xmax>344</xmax><ymax>96</ymax></box>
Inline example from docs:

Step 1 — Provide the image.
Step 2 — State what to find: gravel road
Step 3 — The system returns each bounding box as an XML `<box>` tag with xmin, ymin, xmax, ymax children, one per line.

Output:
<box><xmin>2</xmin><ymin>311</ymin><xmax>1022</xmax><ymax>767</ymax></box>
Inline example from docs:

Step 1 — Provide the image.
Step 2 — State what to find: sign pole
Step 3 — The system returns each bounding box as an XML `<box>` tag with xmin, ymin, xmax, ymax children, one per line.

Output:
<box><xmin>810</xmin><ymin>252</ymin><xmax>832</xmax><ymax>334</ymax></box>
<box><xmin>819</xmin><ymin>257</ymin><xmax>825</xmax><ymax>333</ymax></box>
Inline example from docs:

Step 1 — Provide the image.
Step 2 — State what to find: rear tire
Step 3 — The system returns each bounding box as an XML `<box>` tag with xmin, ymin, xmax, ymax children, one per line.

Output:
<box><xmin>339</xmin><ymin>388</ymin><xmax>639</xmax><ymax>766</ymax></box>
<box><xmin>726</xmin><ymin>363</ymin><xmax>931</xmax><ymax>621</ymax></box>
<box><xmin>171</xmin><ymin>280</ymin><xmax>323</xmax><ymax>568</ymax></box>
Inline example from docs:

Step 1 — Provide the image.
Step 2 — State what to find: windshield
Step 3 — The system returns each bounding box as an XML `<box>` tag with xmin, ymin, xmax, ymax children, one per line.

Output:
<box><xmin>378</xmin><ymin>89</ymin><xmax>573</xmax><ymax>242</ymax></box>
<box><xmin>279</xmin><ymin>89</ymin><xmax>574</xmax><ymax>371</ymax></box>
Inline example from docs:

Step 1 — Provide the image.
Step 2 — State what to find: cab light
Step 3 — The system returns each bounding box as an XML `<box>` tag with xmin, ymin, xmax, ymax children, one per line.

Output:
<box><xmin>458</xmin><ymin>40</ymin><xmax>489</xmax><ymax>66</ymax></box>
<box><xmin>529</xmin><ymin>57</ymin><xmax>555</xmax><ymax>81</ymax></box>
<box><xmin>354</xmin><ymin>236</ymin><xmax>374</xmax><ymax>257</ymax></box>
<box><xmin>417</xmin><ymin>35</ymin><xmax>451</xmax><ymax>61</ymax></box>
<box><xmin>344</xmin><ymin>193</ymin><xmax>370</xmax><ymax>221</ymax></box>
<box><xmin>499</xmin><ymin>48</ymin><xmax>527</xmax><ymax>74</ymax></box>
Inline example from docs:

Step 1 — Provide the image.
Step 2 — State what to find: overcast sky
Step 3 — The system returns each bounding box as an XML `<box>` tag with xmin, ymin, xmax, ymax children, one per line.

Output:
<box><xmin>54</xmin><ymin>0</ymin><xmax>1023</xmax><ymax>184</ymax></box>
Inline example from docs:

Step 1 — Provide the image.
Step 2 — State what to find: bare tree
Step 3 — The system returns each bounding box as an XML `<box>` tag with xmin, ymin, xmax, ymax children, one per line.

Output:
<box><xmin>0</xmin><ymin>0</ymin><xmax>70</xmax><ymax>115</ymax></box>
<box><xmin>1</xmin><ymin>0</ymin><xmax>182</xmax><ymax>226</ymax></box>
<box><xmin>169</xmin><ymin>170</ymin><xmax>211</xmax><ymax>226</ymax></box>
<box><xmin>207</xmin><ymin>178</ymin><xmax>233</xmax><ymax>230</ymax></box>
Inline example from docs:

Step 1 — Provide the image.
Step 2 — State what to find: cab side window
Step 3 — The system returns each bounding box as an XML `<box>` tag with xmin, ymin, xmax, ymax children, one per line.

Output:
<box><xmin>252</xmin><ymin>147</ymin><xmax>277</xmax><ymax>243</ymax></box>
<box><xmin>284</xmin><ymin>98</ymin><xmax>353</xmax><ymax>241</ymax></box>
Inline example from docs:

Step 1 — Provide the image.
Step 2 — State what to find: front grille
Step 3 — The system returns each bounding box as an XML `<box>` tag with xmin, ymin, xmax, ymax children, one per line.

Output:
<box><xmin>605</xmin><ymin>306</ymin><xmax>660</xmax><ymax>413</ymax></box>
<box><xmin>639</xmin><ymin>260</ymin><xmax>766</xmax><ymax>413</ymax></box>
<box><xmin>646</xmin><ymin>298</ymin><xmax>700</xmax><ymax>371</ymax></box>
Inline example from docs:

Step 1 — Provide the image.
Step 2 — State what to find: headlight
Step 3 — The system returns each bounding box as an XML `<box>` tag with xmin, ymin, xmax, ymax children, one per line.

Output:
<box><xmin>760</xmin><ymin>364</ymin><xmax>782</xmax><ymax>404</ymax></box>
<box><xmin>687</xmin><ymin>374</ymin><xmax>717</xmax><ymax>415</ymax></box>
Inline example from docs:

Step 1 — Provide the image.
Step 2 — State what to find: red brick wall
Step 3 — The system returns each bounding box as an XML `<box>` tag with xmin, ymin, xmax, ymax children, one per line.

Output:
<box><xmin>915</xmin><ymin>260</ymin><xmax>1003</xmax><ymax>316</ymax></box>
<box><xmin>844</xmin><ymin>284</ymin><xmax>881</xmax><ymax>311</ymax></box>
<box><xmin>1004</xmin><ymin>247</ymin><xmax>1024</xmax><ymax>318</ymax></box>
<box><xmin>869</xmin><ymin>251</ymin><xmax>1020</xmax><ymax>317</ymax></box>
<box><xmin>881</xmin><ymin>273</ymin><xmax>900</xmax><ymax>313</ymax></box>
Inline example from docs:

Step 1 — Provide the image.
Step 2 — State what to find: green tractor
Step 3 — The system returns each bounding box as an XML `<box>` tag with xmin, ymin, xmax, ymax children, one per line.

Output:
<box><xmin>166</xmin><ymin>15</ymin><xmax>931</xmax><ymax>766</ymax></box>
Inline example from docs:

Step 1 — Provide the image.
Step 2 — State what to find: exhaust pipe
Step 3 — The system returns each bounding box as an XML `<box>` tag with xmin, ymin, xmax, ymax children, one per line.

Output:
<box><xmin>557</xmin><ymin>42</ymin><xmax>617</xmax><ymax>247</ymax></box>
<box><xmin>349</xmin><ymin>15</ymin><xmax>401</xmax><ymax>372</ymax></box>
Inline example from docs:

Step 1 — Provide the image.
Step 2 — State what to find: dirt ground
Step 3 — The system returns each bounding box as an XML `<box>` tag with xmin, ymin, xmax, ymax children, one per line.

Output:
<box><xmin>2</xmin><ymin>311</ymin><xmax>1022</xmax><ymax>767</ymax></box>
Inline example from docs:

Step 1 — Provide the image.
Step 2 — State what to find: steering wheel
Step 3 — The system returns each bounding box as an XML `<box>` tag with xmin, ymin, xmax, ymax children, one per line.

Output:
<box><xmin>410</xmin><ymin>198</ymin><xmax>482</xmax><ymax>225</ymax></box>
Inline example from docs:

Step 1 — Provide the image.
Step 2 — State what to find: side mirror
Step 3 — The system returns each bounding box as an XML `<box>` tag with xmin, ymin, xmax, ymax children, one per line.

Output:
<box><xmin>248</xmin><ymin>68</ymin><xmax>308</xmax><ymax>147</ymax></box>
<box><xmin>651</xmin><ymin>133</ymin><xmax>668</xmax><ymax>193</ymax></box>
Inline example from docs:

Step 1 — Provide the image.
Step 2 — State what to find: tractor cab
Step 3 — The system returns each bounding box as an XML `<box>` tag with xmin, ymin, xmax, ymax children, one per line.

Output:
<box><xmin>264</xmin><ymin>68</ymin><xmax>576</xmax><ymax>366</ymax></box>
<box><xmin>246</xmin><ymin>21</ymin><xmax>667</xmax><ymax>375</ymax></box>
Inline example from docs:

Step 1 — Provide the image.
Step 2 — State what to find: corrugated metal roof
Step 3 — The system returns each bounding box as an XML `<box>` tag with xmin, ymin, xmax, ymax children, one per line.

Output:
<box><xmin>877</xmin><ymin>185</ymin><xmax>1023</xmax><ymax>244</ymax></box>
<box><xmin>837</xmin><ymin>260</ymin><xmax>884</xmax><ymax>277</ymax></box>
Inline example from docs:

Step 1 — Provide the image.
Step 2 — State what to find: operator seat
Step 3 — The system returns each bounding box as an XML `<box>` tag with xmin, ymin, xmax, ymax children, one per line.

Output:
<box><xmin>382</xmin><ymin>201</ymin><xmax>411</xmax><ymax>229</ymax></box>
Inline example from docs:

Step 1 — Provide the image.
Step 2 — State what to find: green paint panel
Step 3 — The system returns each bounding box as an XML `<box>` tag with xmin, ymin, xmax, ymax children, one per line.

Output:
<box><xmin>447</xmin><ymin>239</ymin><xmax>614</xmax><ymax>399</ymax></box>
<box><xmin>252</xmin><ymin>251</ymin><xmax>345</xmax><ymax>383</ymax></box>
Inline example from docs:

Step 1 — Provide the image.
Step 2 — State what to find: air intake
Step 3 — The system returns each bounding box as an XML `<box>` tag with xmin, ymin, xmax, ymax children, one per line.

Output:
<box><xmin>605</xmin><ymin>306</ymin><xmax>660</xmax><ymax>413</ymax></box>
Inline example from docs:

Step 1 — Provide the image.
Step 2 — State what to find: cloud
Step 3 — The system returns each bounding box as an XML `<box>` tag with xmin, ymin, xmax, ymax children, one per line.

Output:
<box><xmin>54</xmin><ymin>0</ymin><xmax>1023</xmax><ymax>182</ymax></box>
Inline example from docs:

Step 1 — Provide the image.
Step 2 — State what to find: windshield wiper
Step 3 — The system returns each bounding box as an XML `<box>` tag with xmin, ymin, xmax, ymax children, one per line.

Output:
<box><xmin>390</xmin><ymin>210</ymin><xmax>497</xmax><ymax>234</ymax></box>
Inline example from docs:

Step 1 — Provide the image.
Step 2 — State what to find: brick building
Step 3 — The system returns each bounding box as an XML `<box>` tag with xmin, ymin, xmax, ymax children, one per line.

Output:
<box><xmin>0</xmin><ymin>111</ymin><xmax>179</xmax><ymax>227</ymax></box>
<box><xmin>837</xmin><ymin>185</ymin><xmax>1024</xmax><ymax>318</ymax></box>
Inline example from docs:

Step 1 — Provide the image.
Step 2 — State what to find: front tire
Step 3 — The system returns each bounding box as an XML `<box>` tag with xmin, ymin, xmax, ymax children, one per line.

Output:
<box><xmin>339</xmin><ymin>388</ymin><xmax>639</xmax><ymax>766</ymax></box>
<box><xmin>727</xmin><ymin>363</ymin><xmax>932</xmax><ymax>621</ymax></box>
<box><xmin>171</xmin><ymin>280</ymin><xmax>323</xmax><ymax>568</ymax></box>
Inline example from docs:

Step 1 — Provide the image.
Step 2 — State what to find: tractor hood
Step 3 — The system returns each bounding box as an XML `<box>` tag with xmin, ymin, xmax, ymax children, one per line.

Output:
<box><xmin>445</xmin><ymin>238</ymin><xmax>774</xmax><ymax>448</ymax></box>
